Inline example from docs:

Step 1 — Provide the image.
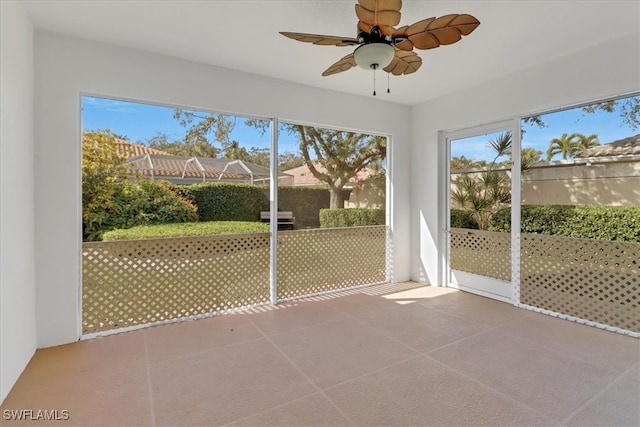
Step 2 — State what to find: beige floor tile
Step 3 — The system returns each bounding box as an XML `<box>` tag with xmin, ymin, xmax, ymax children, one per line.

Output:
<box><xmin>325</xmin><ymin>282</ymin><xmax>434</xmax><ymax>315</ymax></box>
<box><xmin>357</xmin><ymin>303</ymin><xmax>487</xmax><ymax>352</ymax></box>
<box><xmin>417</xmin><ymin>290</ymin><xmax>530</xmax><ymax>327</ymax></box>
<box><xmin>243</xmin><ymin>299</ymin><xmax>348</xmax><ymax>336</ymax></box>
<box><xmin>150</xmin><ymin>337</ymin><xmax>315</xmax><ymax>426</ymax></box>
<box><xmin>325</xmin><ymin>355</ymin><xmax>555</xmax><ymax>426</ymax></box>
<box><xmin>496</xmin><ymin>311</ymin><xmax>640</xmax><ymax>373</ymax></box>
<box><xmin>565</xmin><ymin>365</ymin><xmax>640</xmax><ymax>426</ymax></box>
<box><xmin>268</xmin><ymin>318</ymin><xmax>419</xmax><ymax>389</ymax></box>
<box><xmin>145</xmin><ymin>313</ymin><xmax>262</xmax><ymax>362</ymax></box>
<box><xmin>1</xmin><ymin>283</ymin><xmax>635</xmax><ymax>427</ymax></box>
<box><xmin>427</xmin><ymin>329</ymin><xmax>622</xmax><ymax>422</ymax></box>
<box><xmin>0</xmin><ymin>362</ymin><xmax>151</xmax><ymax>426</ymax></box>
<box><xmin>325</xmin><ymin>292</ymin><xmax>404</xmax><ymax>316</ymax></box>
<box><xmin>229</xmin><ymin>393</ymin><xmax>352</xmax><ymax>426</ymax></box>
<box><xmin>18</xmin><ymin>330</ymin><xmax>147</xmax><ymax>381</ymax></box>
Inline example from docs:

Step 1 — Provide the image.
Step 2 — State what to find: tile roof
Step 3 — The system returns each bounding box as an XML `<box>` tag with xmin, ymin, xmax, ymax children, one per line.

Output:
<box><xmin>575</xmin><ymin>134</ymin><xmax>640</xmax><ymax>158</ymax></box>
<box><xmin>113</xmin><ymin>138</ymin><xmax>172</xmax><ymax>158</ymax></box>
<box><xmin>124</xmin><ymin>154</ymin><xmax>277</xmax><ymax>181</ymax></box>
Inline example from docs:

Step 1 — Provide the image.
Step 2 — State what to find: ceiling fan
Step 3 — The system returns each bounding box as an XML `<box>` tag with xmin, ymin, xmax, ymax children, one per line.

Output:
<box><xmin>280</xmin><ymin>0</ymin><xmax>480</xmax><ymax>94</ymax></box>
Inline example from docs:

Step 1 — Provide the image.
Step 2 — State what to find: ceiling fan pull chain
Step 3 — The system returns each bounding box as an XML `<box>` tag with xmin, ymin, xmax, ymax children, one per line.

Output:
<box><xmin>373</xmin><ymin>65</ymin><xmax>377</xmax><ymax>96</ymax></box>
<box><xmin>387</xmin><ymin>72</ymin><xmax>390</xmax><ymax>94</ymax></box>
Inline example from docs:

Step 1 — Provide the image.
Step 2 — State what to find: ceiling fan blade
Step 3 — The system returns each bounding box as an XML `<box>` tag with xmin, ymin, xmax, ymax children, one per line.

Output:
<box><xmin>383</xmin><ymin>50</ymin><xmax>422</xmax><ymax>75</ymax></box>
<box><xmin>391</xmin><ymin>25</ymin><xmax>413</xmax><ymax>50</ymax></box>
<box><xmin>322</xmin><ymin>53</ymin><xmax>358</xmax><ymax>76</ymax></box>
<box><xmin>358</xmin><ymin>0</ymin><xmax>402</xmax><ymax>12</ymax></box>
<box><xmin>280</xmin><ymin>32</ymin><xmax>359</xmax><ymax>46</ymax></box>
<box><xmin>355</xmin><ymin>0</ymin><xmax>402</xmax><ymax>35</ymax></box>
<box><xmin>399</xmin><ymin>14</ymin><xmax>480</xmax><ymax>50</ymax></box>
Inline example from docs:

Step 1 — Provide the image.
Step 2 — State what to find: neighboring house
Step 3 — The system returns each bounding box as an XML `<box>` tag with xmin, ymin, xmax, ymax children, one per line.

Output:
<box><xmin>112</xmin><ymin>139</ymin><xmax>291</xmax><ymax>185</ymax></box>
<box><xmin>283</xmin><ymin>163</ymin><xmax>385</xmax><ymax>209</ymax></box>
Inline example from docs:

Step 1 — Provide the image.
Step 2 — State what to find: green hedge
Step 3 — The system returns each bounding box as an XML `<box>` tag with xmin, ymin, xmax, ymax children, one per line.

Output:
<box><xmin>277</xmin><ymin>186</ymin><xmax>351</xmax><ymax>229</ymax></box>
<box><xmin>84</xmin><ymin>179</ymin><xmax>198</xmax><ymax>241</ymax></box>
<box><xmin>319</xmin><ymin>208</ymin><xmax>385</xmax><ymax>228</ymax></box>
<box><xmin>180</xmin><ymin>182</ymin><xmax>269</xmax><ymax>222</ymax></box>
<box><xmin>102</xmin><ymin>221</ymin><xmax>269</xmax><ymax>241</ymax></box>
<box><xmin>489</xmin><ymin>205</ymin><xmax>640</xmax><ymax>242</ymax></box>
<box><xmin>450</xmin><ymin>209</ymin><xmax>479</xmax><ymax>229</ymax></box>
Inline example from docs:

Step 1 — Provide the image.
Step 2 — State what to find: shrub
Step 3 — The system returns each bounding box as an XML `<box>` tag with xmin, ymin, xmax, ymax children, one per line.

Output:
<box><xmin>126</xmin><ymin>180</ymin><xmax>198</xmax><ymax>225</ymax></box>
<box><xmin>84</xmin><ymin>179</ymin><xmax>197</xmax><ymax>241</ymax></box>
<box><xmin>82</xmin><ymin>129</ymin><xmax>127</xmax><ymax>241</ymax></box>
<box><xmin>450</xmin><ymin>209</ymin><xmax>478</xmax><ymax>229</ymax></box>
<box><xmin>489</xmin><ymin>205</ymin><xmax>640</xmax><ymax>242</ymax></box>
<box><xmin>180</xmin><ymin>182</ymin><xmax>269</xmax><ymax>222</ymax></box>
<box><xmin>319</xmin><ymin>208</ymin><xmax>385</xmax><ymax>228</ymax></box>
<box><xmin>102</xmin><ymin>221</ymin><xmax>269</xmax><ymax>241</ymax></box>
<box><xmin>277</xmin><ymin>186</ymin><xmax>351</xmax><ymax>228</ymax></box>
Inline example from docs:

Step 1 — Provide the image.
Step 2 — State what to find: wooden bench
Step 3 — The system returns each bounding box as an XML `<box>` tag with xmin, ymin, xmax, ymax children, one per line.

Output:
<box><xmin>260</xmin><ymin>211</ymin><xmax>295</xmax><ymax>230</ymax></box>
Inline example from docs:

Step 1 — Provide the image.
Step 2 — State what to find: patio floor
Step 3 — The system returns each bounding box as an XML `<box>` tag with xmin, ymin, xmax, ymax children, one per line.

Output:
<box><xmin>1</xmin><ymin>282</ymin><xmax>638</xmax><ymax>426</ymax></box>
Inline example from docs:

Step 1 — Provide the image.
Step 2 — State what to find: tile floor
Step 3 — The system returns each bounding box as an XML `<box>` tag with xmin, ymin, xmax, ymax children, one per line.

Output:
<box><xmin>1</xmin><ymin>282</ymin><xmax>638</xmax><ymax>426</ymax></box>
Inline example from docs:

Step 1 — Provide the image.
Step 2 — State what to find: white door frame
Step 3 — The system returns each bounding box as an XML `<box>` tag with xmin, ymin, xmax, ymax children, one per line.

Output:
<box><xmin>438</xmin><ymin>118</ymin><xmax>521</xmax><ymax>303</ymax></box>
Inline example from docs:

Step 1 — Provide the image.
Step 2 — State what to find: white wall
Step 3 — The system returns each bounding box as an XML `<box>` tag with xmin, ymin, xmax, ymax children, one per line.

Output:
<box><xmin>411</xmin><ymin>33</ymin><xmax>640</xmax><ymax>285</ymax></box>
<box><xmin>0</xmin><ymin>1</ymin><xmax>37</xmax><ymax>404</ymax></box>
<box><xmin>33</xmin><ymin>32</ymin><xmax>412</xmax><ymax>347</ymax></box>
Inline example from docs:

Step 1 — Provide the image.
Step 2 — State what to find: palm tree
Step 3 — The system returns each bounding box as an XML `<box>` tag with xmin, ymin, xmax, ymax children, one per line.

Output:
<box><xmin>450</xmin><ymin>155</ymin><xmax>475</xmax><ymax>171</ymax></box>
<box><xmin>521</xmin><ymin>148</ymin><xmax>542</xmax><ymax>171</ymax></box>
<box><xmin>573</xmin><ymin>133</ymin><xmax>600</xmax><ymax>153</ymax></box>
<box><xmin>487</xmin><ymin>132</ymin><xmax>512</xmax><ymax>163</ymax></box>
<box><xmin>546</xmin><ymin>133</ymin><xmax>578</xmax><ymax>161</ymax></box>
<box><xmin>451</xmin><ymin>132</ymin><xmax>512</xmax><ymax>230</ymax></box>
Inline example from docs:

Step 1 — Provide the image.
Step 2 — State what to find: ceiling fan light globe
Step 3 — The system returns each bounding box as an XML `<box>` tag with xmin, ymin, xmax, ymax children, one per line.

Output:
<box><xmin>353</xmin><ymin>43</ymin><xmax>395</xmax><ymax>70</ymax></box>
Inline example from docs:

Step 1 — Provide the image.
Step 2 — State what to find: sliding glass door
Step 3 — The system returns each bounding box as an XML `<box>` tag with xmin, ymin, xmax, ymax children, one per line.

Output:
<box><xmin>444</xmin><ymin>120</ymin><xmax>520</xmax><ymax>302</ymax></box>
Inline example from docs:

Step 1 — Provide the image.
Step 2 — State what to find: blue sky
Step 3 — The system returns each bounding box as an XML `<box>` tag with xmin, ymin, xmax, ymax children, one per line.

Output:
<box><xmin>452</xmin><ymin>98</ymin><xmax>638</xmax><ymax>162</ymax></box>
<box><xmin>82</xmin><ymin>95</ymin><xmax>638</xmax><ymax>161</ymax></box>
<box><xmin>81</xmin><ymin>96</ymin><xmax>299</xmax><ymax>153</ymax></box>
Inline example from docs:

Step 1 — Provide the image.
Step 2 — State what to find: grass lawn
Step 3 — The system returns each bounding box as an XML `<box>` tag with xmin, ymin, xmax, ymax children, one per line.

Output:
<box><xmin>101</xmin><ymin>221</ymin><xmax>270</xmax><ymax>240</ymax></box>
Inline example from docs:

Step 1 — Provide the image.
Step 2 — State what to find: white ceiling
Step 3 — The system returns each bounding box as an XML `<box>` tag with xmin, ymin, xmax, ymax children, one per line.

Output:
<box><xmin>21</xmin><ymin>1</ymin><xmax>640</xmax><ymax>106</ymax></box>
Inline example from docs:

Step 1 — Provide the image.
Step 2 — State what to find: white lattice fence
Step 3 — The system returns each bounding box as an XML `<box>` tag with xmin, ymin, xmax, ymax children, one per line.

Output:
<box><xmin>82</xmin><ymin>233</ymin><xmax>270</xmax><ymax>334</ymax></box>
<box><xmin>450</xmin><ymin>228</ymin><xmax>511</xmax><ymax>281</ymax></box>
<box><xmin>521</xmin><ymin>234</ymin><xmax>640</xmax><ymax>332</ymax></box>
<box><xmin>277</xmin><ymin>226</ymin><xmax>387</xmax><ymax>300</ymax></box>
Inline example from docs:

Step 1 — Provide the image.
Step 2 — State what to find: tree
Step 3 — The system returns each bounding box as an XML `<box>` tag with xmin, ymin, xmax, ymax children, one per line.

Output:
<box><xmin>223</xmin><ymin>140</ymin><xmax>249</xmax><ymax>161</ymax></box>
<box><xmin>521</xmin><ymin>148</ymin><xmax>542</xmax><ymax>170</ymax></box>
<box><xmin>450</xmin><ymin>155</ymin><xmax>476</xmax><ymax>171</ymax></box>
<box><xmin>147</xmin><ymin>132</ymin><xmax>218</xmax><ymax>157</ymax></box>
<box><xmin>452</xmin><ymin>170</ymin><xmax>511</xmax><ymax>230</ymax></box>
<box><xmin>581</xmin><ymin>97</ymin><xmax>640</xmax><ymax>130</ymax></box>
<box><xmin>291</xmin><ymin>125</ymin><xmax>386</xmax><ymax>208</ymax></box>
<box><xmin>82</xmin><ymin>129</ymin><xmax>127</xmax><ymax>240</ymax></box>
<box><xmin>174</xmin><ymin>109</ymin><xmax>236</xmax><ymax>147</ymax></box>
<box><xmin>545</xmin><ymin>132</ymin><xmax>600</xmax><ymax>161</ymax></box>
<box><xmin>175</xmin><ymin>112</ymin><xmax>386</xmax><ymax>209</ymax></box>
<box><xmin>83</xmin><ymin>130</ymin><xmax>198</xmax><ymax>241</ymax></box>
<box><xmin>546</xmin><ymin>133</ymin><xmax>578</xmax><ymax>161</ymax></box>
<box><xmin>525</xmin><ymin>95</ymin><xmax>640</xmax><ymax>130</ymax></box>
<box><xmin>451</xmin><ymin>132</ymin><xmax>512</xmax><ymax>230</ymax></box>
<box><xmin>246</xmin><ymin>147</ymin><xmax>270</xmax><ymax>168</ymax></box>
<box><xmin>573</xmin><ymin>133</ymin><xmax>600</xmax><ymax>152</ymax></box>
<box><xmin>278</xmin><ymin>151</ymin><xmax>305</xmax><ymax>170</ymax></box>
